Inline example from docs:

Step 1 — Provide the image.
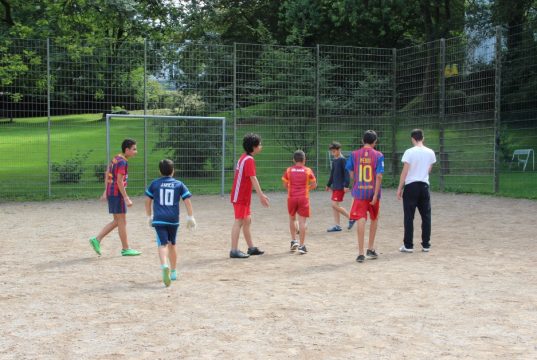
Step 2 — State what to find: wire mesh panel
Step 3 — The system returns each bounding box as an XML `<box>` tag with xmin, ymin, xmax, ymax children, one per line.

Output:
<box><xmin>106</xmin><ymin>115</ymin><xmax>226</xmax><ymax>196</ymax></box>
<box><xmin>396</xmin><ymin>41</ymin><xmax>442</xmax><ymax>188</ymax></box>
<box><xmin>500</xmin><ymin>23</ymin><xmax>537</xmax><ymax>198</ymax></box>
<box><xmin>442</xmin><ymin>35</ymin><xmax>496</xmax><ymax>193</ymax></box>
<box><xmin>319</xmin><ymin>45</ymin><xmax>394</xmax><ymax>185</ymax></box>
<box><xmin>146</xmin><ymin>41</ymin><xmax>234</xmax><ymax>188</ymax></box>
<box><xmin>235</xmin><ymin>43</ymin><xmax>317</xmax><ymax>191</ymax></box>
<box><xmin>48</xmin><ymin>39</ymin><xmax>145</xmax><ymax>198</ymax></box>
<box><xmin>0</xmin><ymin>38</ymin><xmax>48</xmax><ymax>199</ymax></box>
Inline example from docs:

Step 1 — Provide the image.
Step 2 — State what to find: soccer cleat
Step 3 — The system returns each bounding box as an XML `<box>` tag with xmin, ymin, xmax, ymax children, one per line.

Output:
<box><xmin>162</xmin><ymin>267</ymin><xmax>171</xmax><ymax>287</ymax></box>
<box><xmin>121</xmin><ymin>248</ymin><xmax>141</xmax><ymax>256</ymax></box>
<box><xmin>298</xmin><ymin>245</ymin><xmax>308</xmax><ymax>254</ymax></box>
<box><xmin>422</xmin><ymin>247</ymin><xmax>430</xmax><ymax>253</ymax></box>
<box><xmin>230</xmin><ymin>250</ymin><xmax>250</xmax><ymax>259</ymax></box>
<box><xmin>366</xmin><ymin>249</ymin><xmax>378</xmax><ymax>259</ymax></box>
<box><xmin>399</xmin><ymin>245</ymin><xmax>414</xmax><ymax>253</ymax></box>
<box><xmin>247</xmin><ymin>247</ymin><xmax>265</xmax><ymax>256</ymax></box>
<box><xmin>89</xmin><ymin>237</ymin><xmax>101</xmax><ymax>256</ymax></box>
<box><xmin>170</xmin><ymin>269</ymin><xmax>177</xmax><ymax>281</ymax></box>
<box><xmin>327</xmin><ymin>225</ymin><xmax>342</xmax><ymax>232</ymax></box>
<box><xmin>356</xmin><ymin>254</ymin><xmax>365</xmax><ymax>263</ymax></box>
<box><xmin>347</xmin><ymin>220</ymin><xmax>356</xmax><ymax>230</ymax></box>
<box><xmin>290</xmin><ymin>240</ymin><xmax>299</xmax><ymax>252</ymax></box>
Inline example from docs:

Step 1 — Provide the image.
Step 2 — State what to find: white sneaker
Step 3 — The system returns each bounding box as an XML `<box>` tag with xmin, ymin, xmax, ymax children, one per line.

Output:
<box><xmin>422</xmin><ymin>247</ymin><xmax>430</xmax><ymax>252</ymax></box>
<box><xmin>399</xmin><ymin>245</ymin><xmax>414</xmax><ymax>253</ymax></box>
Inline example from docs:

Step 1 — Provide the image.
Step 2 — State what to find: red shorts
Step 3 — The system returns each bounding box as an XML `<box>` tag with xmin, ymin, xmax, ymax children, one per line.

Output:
<box><xmin>287</xmin><ymin>197</ymin><xmax>310</xmax><ymax>217</ymax></box>
<box><xmin>331</xmin><ymin>189</ymin><xmax>345</xmax><ymax>202</ymax></box>
<box><xmin>350</xmin><ymin>200</ymin><xmax>380</xmax><ymax>221</ymax></box>
<box><xmin>233</xmin><ymin>203</ymin><xmax>251</xmax><ymax>219</ymax></box>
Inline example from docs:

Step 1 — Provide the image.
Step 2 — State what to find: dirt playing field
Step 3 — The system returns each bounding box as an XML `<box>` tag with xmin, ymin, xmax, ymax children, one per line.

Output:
<box><xmin>1</xmin><ymin>190</ymin><xmax>536</xmax><ymax>359</ymax></box>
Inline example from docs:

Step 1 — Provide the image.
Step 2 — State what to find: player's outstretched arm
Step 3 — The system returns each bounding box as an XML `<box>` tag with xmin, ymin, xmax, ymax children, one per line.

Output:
<box><xmin>251</xmin><ymin>176</ymin><xmax>269</xmax><ymax>207</ymax></box>
<box><xmin>183</xmin><ymin>198</ymin><xmax>197</xmax><ymax>230</ymax></box>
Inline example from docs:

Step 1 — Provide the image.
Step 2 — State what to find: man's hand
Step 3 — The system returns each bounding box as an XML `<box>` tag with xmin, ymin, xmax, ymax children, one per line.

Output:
<box><xmin>100</xmin><ymin>191</ymin><xmax>107</xmax><ymax>201</ymax></box>
<box><xmin>259</xmin><ymin>193</ymin><xmax>270</xmax><ymax>207</ymax></box>
<box><xmin>147</xmin><ymin>215</ymin><xmax>153</xmax><ymax>227</ymax></box>
<box><xmin>125</xmin><ymin>196</ymin><xmax>133</xmax><ymax>207</ymax></box>
<box><xmin>186</xmin><ymin>215</ymin><xmax>197</xmax><ymax>230</ymax></box>
<box><xmin>325</xmin><ymin>186</ymin><xmax>330</xmax><ymax>192</ymax></box>
<box><xmin>344</xmin><ymin>187</ymin><xmax>350</xmax><ymax>193</ymax></box>
<box><xmin>396</xmin><ymin>188</ymin><xmax>403</xmax><ymax>200</ymax></box>
<box><xmin>370</xmin><ymin>194</ymin><xmax>378</xmax><ymax>206</ymax></box>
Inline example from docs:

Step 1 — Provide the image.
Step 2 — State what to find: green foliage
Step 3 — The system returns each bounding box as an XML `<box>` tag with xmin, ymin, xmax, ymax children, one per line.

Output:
<box><xmin>94</xmin><ymin>163</ymin><xmax>107</xmax><ymax>183</ymax></box>
<box><xmin>51</xmin><ymin>151</ymin><xmax>92</xmax><ymax>184</ymax></box>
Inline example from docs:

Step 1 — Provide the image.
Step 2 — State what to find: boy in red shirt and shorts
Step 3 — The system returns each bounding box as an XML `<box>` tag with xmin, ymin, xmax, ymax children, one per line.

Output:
<box><xmin>346</xmin><ymin>131</ymin><xmax>384</xmax><ymax>263</ymax></box>
<box><xmin>282</xmin><ymin>150</ymin><xmax>317</xmax><ymax>254</ymax></box>
<box><xmin>229</xmin><ymin>133</ymin><xmax>270</xmax><ymax>259</ymax></box>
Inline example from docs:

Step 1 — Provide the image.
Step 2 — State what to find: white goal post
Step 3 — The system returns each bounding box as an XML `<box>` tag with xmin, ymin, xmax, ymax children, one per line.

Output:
<box><xmin>105</xmin><ymin>114</ymin><xmax>226</xmax><ymax>196</ymax></box>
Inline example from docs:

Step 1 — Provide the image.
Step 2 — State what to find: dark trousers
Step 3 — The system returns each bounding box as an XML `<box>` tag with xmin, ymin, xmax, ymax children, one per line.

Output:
<box><xmin>402</xmin><ymin>182</ymin><xmax>431</xmax><ymax>249</ymax></box>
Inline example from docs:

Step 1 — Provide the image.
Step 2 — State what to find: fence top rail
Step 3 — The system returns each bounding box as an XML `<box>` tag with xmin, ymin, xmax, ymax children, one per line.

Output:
<box><xmin>105</xmin><ymin>114</ymin><xmax>226</xmax><ymax>121</ymax></box>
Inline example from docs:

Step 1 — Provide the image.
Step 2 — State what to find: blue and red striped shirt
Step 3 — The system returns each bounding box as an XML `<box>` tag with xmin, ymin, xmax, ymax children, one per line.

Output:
<box><xmin>106</xmin><ymin>154</ymin><xmax>128</xmax><ymax>197</ymax></box>
<box><xmin>346</xmin><ymin>147</ymin><xmax>384</xmax><ymax>201</ymax></box>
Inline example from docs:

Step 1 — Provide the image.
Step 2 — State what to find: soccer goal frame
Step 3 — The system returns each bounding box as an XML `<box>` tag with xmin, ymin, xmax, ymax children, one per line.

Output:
<box><xmin>105</xmin><ymin>114</ymin><xmax>226</xmax><ymax>196</ymax></box>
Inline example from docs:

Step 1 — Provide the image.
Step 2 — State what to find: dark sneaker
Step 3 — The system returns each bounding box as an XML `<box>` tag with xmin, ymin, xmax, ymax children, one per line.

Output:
<box><xmin>290</xmin><ymin>240</ymin><xmax>299</xmax><ymax>252</ymax></box>
<box><xmin>399</xmin><ymin>245</ymin><xmax>414</xmax><ymax>253</ymax></box>
<box><xmin>356</xmin><ymin>254</ymin><xmax>365</xmax><ymax>263</ymax></box>
<box><xmin>422</xmin><ymin>247</ymin><xmax>430</xmax><ymax>253</ymax></box>
<box><xmin>247</xmin><ymin>247</ymin><xmax>264</xmax><ymax>256</ymax></box>
<box><xmin>366</xmin><ymin>249</ymin><xmax>378</xmax><ymax>259</ymax></box>
<box><xmin>347</xmin><ymin>220</ymin><xmax>356</xmax><ymax>230</ymax></box>
<box><xmin>327</xmin><ymin>225</ymin><xmax>342</xmax><ymax>232</ymax></box>
<box><xmin>230</xmin><ymin>250</ymin><xmax>250</xmax><ymax>259</ymax></box>
<box><xmin>298</xmin><ymin>245</ymin><xmax>308</xmax><ymax>254</ymax></box>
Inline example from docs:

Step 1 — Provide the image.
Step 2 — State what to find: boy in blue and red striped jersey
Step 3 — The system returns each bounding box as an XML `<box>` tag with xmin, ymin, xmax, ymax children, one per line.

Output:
<box><xmin>346</xmin><ymin>130</ymin><xmax>384</xmax><ymax>263</ymax></box>
<box><xmin>89</xmin><ymin>139</ymin><xmax>141</xmax><ymax>257</ymax></box>
<box><xmin>229</xmin><ymin>133</ymin><xmax>270</xmax><ymax>259</ymax></box>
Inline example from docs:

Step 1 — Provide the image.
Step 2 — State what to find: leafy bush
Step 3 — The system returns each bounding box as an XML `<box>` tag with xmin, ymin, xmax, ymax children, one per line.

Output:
<box><xmin>51</xmin><ymin>151</ymin><xmax>91</xmax><ymax>183</ymax></box>
<box><xmin>94</xmin><ymin>163</ymin><xmax>107</xmax><ymax>183</ymax></box>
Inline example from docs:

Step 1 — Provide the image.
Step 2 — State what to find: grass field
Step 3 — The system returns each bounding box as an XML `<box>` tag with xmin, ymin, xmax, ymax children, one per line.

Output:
<box><xmin>1</xmin><ymin>113</ymin><xmax>536</xmax><ymax>200</ymax></box>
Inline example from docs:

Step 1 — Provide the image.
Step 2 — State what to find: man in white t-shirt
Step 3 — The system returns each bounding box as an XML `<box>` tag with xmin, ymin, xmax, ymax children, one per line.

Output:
<box><xmin>396</xmin><ymin>129</ymin><xmax>436</xmax><ymax>253</ymax></box>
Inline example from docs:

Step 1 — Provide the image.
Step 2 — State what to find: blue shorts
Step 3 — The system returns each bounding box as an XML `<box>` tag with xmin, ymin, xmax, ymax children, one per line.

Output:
<box><xmin>108</xmin><ymin>195</ymin><xmax>126</xmax><ymax>214</ymax></box>
<box><xmin>154</xmin><ymin>225</ymin><xmax>179</xmax><ymax>246</ymax></box>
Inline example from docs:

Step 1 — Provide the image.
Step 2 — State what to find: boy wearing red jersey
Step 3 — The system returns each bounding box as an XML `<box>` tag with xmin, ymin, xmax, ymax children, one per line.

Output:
<box><xmin>282</xmin><ymin>150</ymin><xmax>317</xmax><ymax>254</ymax></box>
<box><xmin>229</xmin><ymin>133</ymin><xmax>270</xmax><ymax>259</ymax></box>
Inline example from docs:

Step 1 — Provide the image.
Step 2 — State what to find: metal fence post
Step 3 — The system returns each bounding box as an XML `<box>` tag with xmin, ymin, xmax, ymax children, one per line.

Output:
<box><xmin>391</xmin><ymin>48</ymin><xmax>398</xmax><ymax>186</ymax></box>
<box><xmin>143</xmin><ymin>38</ymin><xmax>148</xmax><ymax>188</ymax></box>
<box><xmin>494</xmin><ymin>27</ymin><xmax>502</xmax><ymax>193</ymax></box>
<box><xmin>233</xmin><ymin>42</ymin><xmax>237</xmax><ymax>169</ymax></box>
<box><xmin>316</xmin><ymin>45</ymin><xmax>320</xmax><ymax>176</ymax></box>
<box><xmin>47</xmin><ymin>38</ymin><xmax>52</xmax><ymax>198</ymax></box>
<box><xmin>439</xmin><ymin>39</ymin><xmax>446</xmax><ymax>191</ymax></box>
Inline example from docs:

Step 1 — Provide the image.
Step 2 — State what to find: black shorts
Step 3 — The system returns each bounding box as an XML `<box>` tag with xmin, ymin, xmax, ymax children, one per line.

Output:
<box><xmin>154</xmin><ymin>225</ymin><xmax>179</xmax><ymax>246</ymax></box>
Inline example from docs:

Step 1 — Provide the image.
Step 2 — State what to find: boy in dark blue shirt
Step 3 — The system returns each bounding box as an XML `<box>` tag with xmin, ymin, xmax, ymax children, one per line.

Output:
<box><xmin>325</xmin><ymin>142</ymin><xmax>354</xmax><ymax>232</ymax></box>
<box><xmin>145</xmin><ymin>159</ymin><xmax>196</xmax><ymax>287</ymax></box>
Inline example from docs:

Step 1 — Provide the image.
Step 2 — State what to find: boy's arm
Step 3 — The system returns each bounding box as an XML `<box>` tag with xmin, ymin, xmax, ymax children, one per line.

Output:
<box><xmin>183</xmin><ymin>198</ymin><xmax>194</xmax><ymax>217</ymax></box>
<box><xmin>145</xmin><ymin>197</ymin><xmax>153</xmax><ymax>226</ymax></box>
<box><xmin>251</xmin><ymin>176</ymin><xmax>270</xmax><ymax>207</ymax></box>
<box><xmin>100</xmin><ymin>169</ymin><xmax>109</xmax><ymax>200</ymax></box>
<box><xmin>371</xmin><ymin>174</ymin><xmax>383</xmax><ymax>205</ymax></box>
<box><xmin>116</xmin><ymin>173</ymin><xmax>132</xmax><ymax>206</ymax></box>
<box><xmin>183</xmin><ymin>197</ymin><xmax>197</xmax><ymax>230</ymax></box>
<box><xmin>309</xmin><ymin>180</ymin><xmax>318</xmax><ymax>190</ymax></box>
<box><xmin>326</xmin><ymin>165</ymin><xmax>334</xmax><ymax>191</ymax></box>
<box><xmin>397</xmin><ymin>162</ymin><xmax>410</xmax><ymax>200</ymax></box>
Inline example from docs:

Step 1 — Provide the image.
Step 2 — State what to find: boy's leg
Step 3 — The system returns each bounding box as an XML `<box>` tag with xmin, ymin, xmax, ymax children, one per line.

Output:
<box><xmin>416</xmin><ymin>185</ymin><xmax>432</xmax><ymax>249</ymax></box>
<box><xmin>95</xmin><ymin>218</ymin><xmax>118</xmax><ymax>242</ymax></box>
<box><xmin>402</xmin><ymin>184</ymin><xmax>419</xmax><ymax>249</ymax></box>
<box><xmin>168</xmin><ymin>244</ymin><xmax>177</xmax><ymax>270</ymax></box>
<box><xmin>357</xmin><ymin>219</ymin><xmax>366</xmax><ymax>255</ymax></box>
<box><xmin>332</xmin><ymin>201</ymin><xmax>350</xmax><ymax>220</ymax></box>
<box><xmin>368</xmin><ymin>219</ymin><xmax>378</xmax><ymax>250</ymax></box>
<box><xmin>158</xmin><ymin>245</ymin><xmax>169</xmax><ymax>267</ymax></box>
<box><xmin>298</xmin><ymin>216</ymin><xmax>307</xmax><ymax>245</ymax></box>
<box><xmin>242</xmin><ymin>216</ymin><xmax>253</xmax><ymax>248</ymax></box>
<box><xmin>332</xmin><ymin>202</ymin><xmax>341</xmax><ymax>225</ymax></box>
<box><xmin>289</xmin><ymin>215</ymin><xmax>297</xmax><ymax>240</ymax></box>
<box><xmin>230</xmin><ymin>219</ymin><xmax>244</xmax><ymax>251</ymax></box>
<box><xmin>115</xmin><ymin>214</ymin><xmax>130</xmax><ymax>250</ymax></box>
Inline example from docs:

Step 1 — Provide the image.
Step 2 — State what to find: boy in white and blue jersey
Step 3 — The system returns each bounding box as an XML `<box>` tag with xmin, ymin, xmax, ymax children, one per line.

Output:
<box><xmin>145</xmin><ymin>159</ymin><xmax>197</xmax><ymax>287</ymax></box>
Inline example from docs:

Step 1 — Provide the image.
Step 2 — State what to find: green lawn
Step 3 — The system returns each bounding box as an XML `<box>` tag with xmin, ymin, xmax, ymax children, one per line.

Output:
<box><xmin>1</xmin><ymin>113</ymin><xmax>536</xmax><ymax>200</ymax></box>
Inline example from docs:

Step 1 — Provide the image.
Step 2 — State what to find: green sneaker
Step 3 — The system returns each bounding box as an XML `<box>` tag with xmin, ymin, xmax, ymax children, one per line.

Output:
<box><xmin>170</xmin><ymin>269</ymin><xmax>177</xmax><ymax>281</ymax></box>
<box><xmin>89</xmin><ymin>237</ymin><xmax>101</xmax><ymax>256</ymax></box>
<box><xmin>162</xmin><ymin>267</ymin><xmax>171</xmax><ymax>287</ymax></box>
<box><xmin>121</xmin><ymin>248</ymin><xmax>141</xmax><ymax>256</ymax></box>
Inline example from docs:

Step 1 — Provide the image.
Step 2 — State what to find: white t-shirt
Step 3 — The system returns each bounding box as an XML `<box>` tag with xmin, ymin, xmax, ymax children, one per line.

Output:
<box><xmin>401</xmin><ymin>146</ymin><xmax>436</xmax><ymax>185</ymax></box>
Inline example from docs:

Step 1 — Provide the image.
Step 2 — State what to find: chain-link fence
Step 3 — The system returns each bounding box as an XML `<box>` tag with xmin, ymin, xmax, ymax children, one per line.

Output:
<box><xmin>1</xmin><ymin>22</ymin><xmax>536</xmax><ymax>200</ymax></box>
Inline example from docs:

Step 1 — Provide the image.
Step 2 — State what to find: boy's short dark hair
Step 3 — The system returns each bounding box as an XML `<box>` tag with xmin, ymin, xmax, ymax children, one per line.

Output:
<box><xmin>243</xmin><ymin>133</ymin><xmax>261</xmax><ymax>154</ymax></box>
<box><xmin>329</xmin><ymin>141</ymin><xmax>341</xmax><ymax>150</ymax></box>
<box><xmin>363</xmin><ymin>130</ymin><xmax>378</xmax><ymax>145</ymax></box>
<box><xmin>159</xmin><ymin>159</ymin><xmax>174</xmax><ymax>176</ymax></box>
<box><xmin>121</xmin><ymin>138</ymin><xmax>137</xmax><ymax>153</ymax></box>
<box><xmin>293</xmin><ymin>150</ymin><xmax>305</xmax><ymax>163</ymax></box>
<box><xmin>411</xmin><ymin>129</ymin><xmax>424</xmax><ymax>141</ymax></box>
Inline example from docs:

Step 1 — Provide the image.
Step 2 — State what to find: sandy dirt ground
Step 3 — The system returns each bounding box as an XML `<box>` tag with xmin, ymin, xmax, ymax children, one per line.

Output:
<box><xmin>1</xmin><ymin>190</ymin><xmax>536</xmax><ymax>359</ymax></box>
